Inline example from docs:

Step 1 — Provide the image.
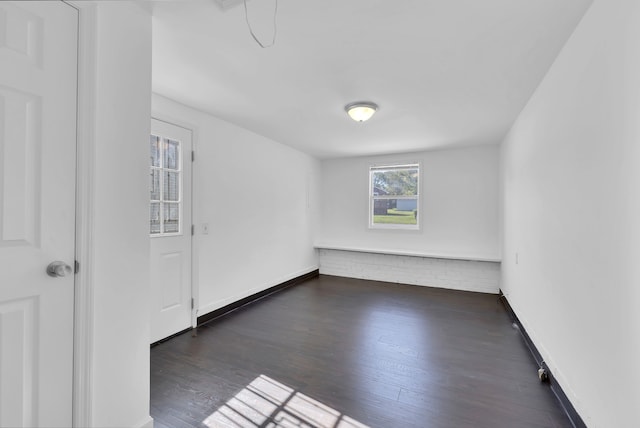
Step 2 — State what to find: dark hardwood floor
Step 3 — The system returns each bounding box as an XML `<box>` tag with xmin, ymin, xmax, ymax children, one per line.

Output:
<box><xmin>151</xmin><ymin>275</ymin><xmax>572</xmax><ymax>428</ymax></box>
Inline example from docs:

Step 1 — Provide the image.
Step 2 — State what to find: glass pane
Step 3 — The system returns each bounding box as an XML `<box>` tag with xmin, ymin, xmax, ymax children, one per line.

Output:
<box><xmin>150</xmin><ymin>203</ymin><xmax>161</xmax><ymax>234</ymax></box>
<box><xmin>150</xmin><ymin>135</ymin><xmax>161</xmax><ymax>167</ymax></box>
<box><xmin>164</xmin><ymin>171</ymin><xmax>179</xmax><ymax>201</ymax></box>
<box><xmin>164</xmin><ymin>139</ymin><xmax>180</xmax><ymax>170</ymax></box>
<box><xmin>150</xmin><ymin>169</ymin><xmax>160</xmax><ymax>200</ymax></box>
<box><xmin>372</xmin><ymin>198</ymin><xmax>418</xmax><ymax>225</ymax></box>
<box><xmin>372</xmin><ymin>168</ymin><xmax>418</xmax><ymax>196</ymax></box>
<box><xmin>163</xmin><ymin>203</ymin><xmax>180</xmax><ymax>233</ymax></box>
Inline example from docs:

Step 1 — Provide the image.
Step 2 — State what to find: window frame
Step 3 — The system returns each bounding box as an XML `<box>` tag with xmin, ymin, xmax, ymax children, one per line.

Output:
<box><xmin>368</xmin><ymin>162</ymin><xmax>420</xmax><ymax>230</ymax></box>
<box><xmin>150</xmin><ymin>134</ymin><xmax>183</xmax><ymax>237</ymax></box>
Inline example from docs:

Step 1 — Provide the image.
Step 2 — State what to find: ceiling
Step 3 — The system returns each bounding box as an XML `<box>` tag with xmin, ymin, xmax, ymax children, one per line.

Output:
<box><xmin>152</xmin><ymin>0</ymin><xmax>592</xmax><ymax>159</ymax></box>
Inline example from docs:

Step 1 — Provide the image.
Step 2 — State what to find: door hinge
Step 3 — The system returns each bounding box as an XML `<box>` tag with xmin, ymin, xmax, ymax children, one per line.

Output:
<box><xmin>191</xmin><ymin>150</ymin><xmax>195</xmax><ymax>162</ymax></box>
<box><xmin>74</xmin><ymin>260</ymin><xmax>80</xmax><ymax>274</ymax></box>
<box><xmin>191</xmin><ymin>298</ymin><xmax>195</xmax><ymax>309</ymax></box>
<box><xmin>191</xmin><ymin>224</ymin><xmax>195</xmax><ymax>236</ymax></box>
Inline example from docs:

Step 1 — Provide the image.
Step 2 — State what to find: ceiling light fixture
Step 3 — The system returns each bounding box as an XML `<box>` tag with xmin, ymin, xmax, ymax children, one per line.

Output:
<box><xmin>345</xmin><ymin>102</ymin><xmax>378</xmax><ymax>122</ymax></box>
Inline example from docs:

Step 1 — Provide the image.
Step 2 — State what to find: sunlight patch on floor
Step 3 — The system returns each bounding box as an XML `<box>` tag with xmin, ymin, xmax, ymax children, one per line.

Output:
<box><xmin>203</xmin><ymin>375</ymin><xmax>370</xmax><ymax>428</ymax></box>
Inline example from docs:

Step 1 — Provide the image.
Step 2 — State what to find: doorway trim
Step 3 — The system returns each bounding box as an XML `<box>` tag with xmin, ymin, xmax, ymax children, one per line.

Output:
<box><xmin>67</xmin><ymin>1</ymin><xmax>97</xmax><ymax>426</ymax></box>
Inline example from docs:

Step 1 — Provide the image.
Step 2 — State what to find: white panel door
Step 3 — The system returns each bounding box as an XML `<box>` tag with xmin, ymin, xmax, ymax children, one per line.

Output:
<box><xmin>0</xmin><ymin>2</ymin><xmax>77</xmax><ymax>427</ymax></box>
<box><xmin>150</xmin><ymin>119</ymin><xmax>192</xmax><ymax>343</ymax></box>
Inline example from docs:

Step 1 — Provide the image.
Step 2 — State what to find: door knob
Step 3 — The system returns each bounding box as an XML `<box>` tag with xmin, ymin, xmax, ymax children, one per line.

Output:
<box><xmin>47</xmin><ymin>261</ymin><xmax>73</xmax><ymax>278</ymax></box>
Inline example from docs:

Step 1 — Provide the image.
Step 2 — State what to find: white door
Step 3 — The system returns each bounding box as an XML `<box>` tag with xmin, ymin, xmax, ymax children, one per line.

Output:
<box><xmin>149</xmin><ymin>119</ymin><xmax>193</xmax><ymax>343</ymax></box>
<box><xmin>0</xmin><ymin>2</ymin><xmax>77</xmax><ymax>427</ymax></box>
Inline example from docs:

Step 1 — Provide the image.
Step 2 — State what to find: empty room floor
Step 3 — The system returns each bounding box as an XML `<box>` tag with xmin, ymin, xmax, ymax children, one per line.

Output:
<box><xmin>150</xmin><ymin>275</ymin><xmax>572</xmax><ymax>428</ymax></box>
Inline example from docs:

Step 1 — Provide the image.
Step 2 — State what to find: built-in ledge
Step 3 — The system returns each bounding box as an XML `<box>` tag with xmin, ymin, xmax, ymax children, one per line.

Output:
<box><xmin>314</xmin><ymin>244</ymin><xmax>501</xmax><ymax>263</ymax></box>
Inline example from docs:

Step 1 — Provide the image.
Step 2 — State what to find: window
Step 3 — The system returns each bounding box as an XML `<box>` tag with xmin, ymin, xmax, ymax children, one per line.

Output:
<box><xmin>150</xmin><ymin>134</ymin><xmax>182</xmax><ymax>235</ymax></box>
<box><xmin>369</xmin><ymin>163</ymin><xmax>419</xmax><ymax>229</ymax></box>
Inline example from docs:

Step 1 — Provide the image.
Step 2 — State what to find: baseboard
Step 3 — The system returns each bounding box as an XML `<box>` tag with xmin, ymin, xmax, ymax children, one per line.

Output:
<box><xmin>499</xmin><ymin>291</ymin><xmax>586</xmax><ymax>428</ymax></box>
<box><xmin>197</xmin><ymin>269</ymin><xmax>319</xmax><ymax>326</ymax></box>
<box><xmin>135</xmin><ymin>416</ymin><xmax>154</xmax><ymax>428</ymax></box>
<box><xmin>150</xmin><ymin>326</ymin><xmax>192</xmax><ymax>348</ymax></box>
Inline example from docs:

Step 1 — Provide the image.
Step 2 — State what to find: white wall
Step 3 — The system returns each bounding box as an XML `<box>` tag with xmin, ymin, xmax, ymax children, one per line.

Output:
<box><xmin>501</xmin><ymin>0</ymin><xmax>640</xmax><ymax>426</ymax></box>
<box><xmin>152</xmin><ymin>94</ymin><xmax>320</xmax><ymax>317</ymax></box>
<box><xmin>88</xmin><ymin>3</ymin><xmax>153</xmax><ymax>427</ymax></box>
<box><xmin>318</xmin><ymin>145</ymin><xmax>501</xmax><ymax>260</ymax></box>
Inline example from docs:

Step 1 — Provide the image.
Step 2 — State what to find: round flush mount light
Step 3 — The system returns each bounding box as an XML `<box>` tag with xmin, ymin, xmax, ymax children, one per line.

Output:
<box><xmin>345</xmin><ymin>101</ymin><xmax>378</xmax><ymax>122</ymax></box>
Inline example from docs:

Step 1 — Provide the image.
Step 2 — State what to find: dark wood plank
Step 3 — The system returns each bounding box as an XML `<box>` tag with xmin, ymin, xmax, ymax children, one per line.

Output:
<box><xmin>151</xmin><ymin>275</ymin><xmax>573</xmax><ymax>428</ymax></box>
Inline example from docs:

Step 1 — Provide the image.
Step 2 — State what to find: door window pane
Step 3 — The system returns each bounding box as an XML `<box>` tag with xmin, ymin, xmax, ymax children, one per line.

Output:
<box><xmin>163</xmin><ymin>203</ymin><xmax>180</xmax><ymax>233</ymax></box>
<box><xmin>164</xmin><ymin>171</ymin><xmax>179</xmax><ymax>201</ymax></box>
<box><xmin>150</xmin><ymin>169</ymin><xmax>160</xmax><ymax>200</ymax></box>
<box><xmin>164</xmin><ymin>139</ymin><xmax>180</xmax><ymax>170</ymax></box>
<box><xmin>150</xmin><ymin>203</ymin><xmax>161</xmax><ymax>234</ymax></box>
<box><xmin>150</xmin><ymin>135</ymin><xmax>161</xmax><ymax>167</ymax></box>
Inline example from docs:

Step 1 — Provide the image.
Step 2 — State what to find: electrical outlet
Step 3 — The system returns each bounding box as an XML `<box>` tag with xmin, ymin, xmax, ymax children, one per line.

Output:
<box><xmin>515</xmin><ymin>252</ymin><xmax>519</xmax><ymax>265</ymax></box>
